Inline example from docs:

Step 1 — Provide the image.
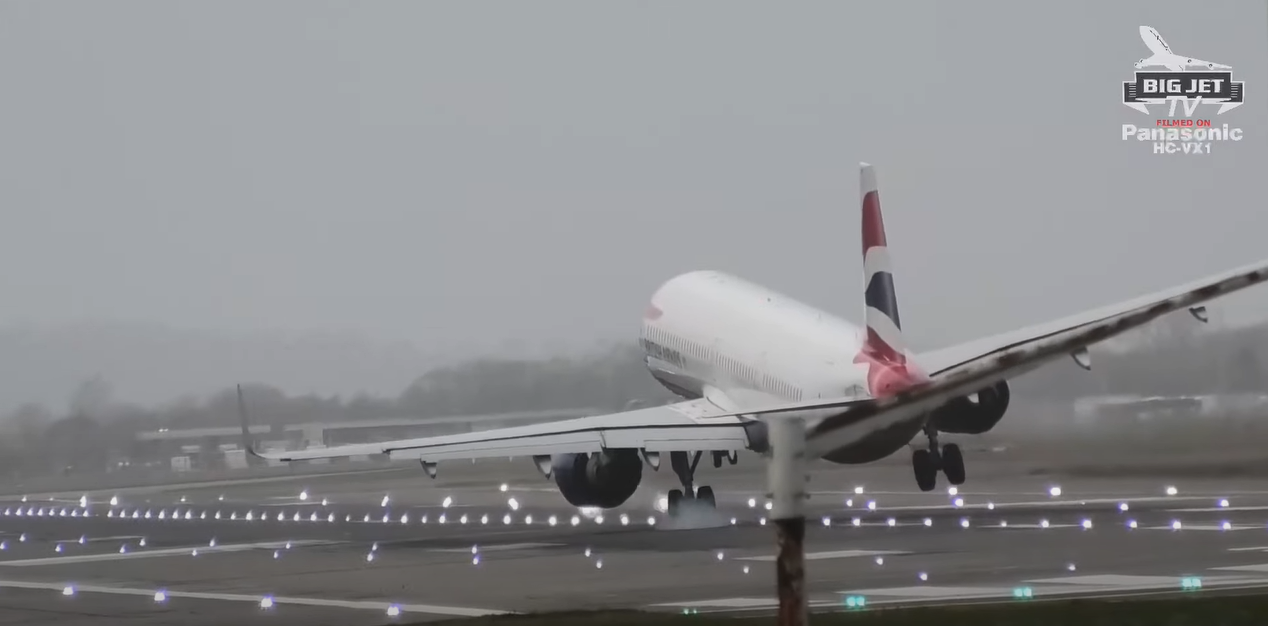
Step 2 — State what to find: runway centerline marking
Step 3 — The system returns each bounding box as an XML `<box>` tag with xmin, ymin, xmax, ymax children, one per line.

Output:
<box><xmin>840</xmin><ymin>585</ymin><xmax>1019</xmax><ymax>598</ymax></box>
<box><xmin>0</xmin><ymin>540</ymin><xmax>332</xmax><ymax>566</ymax></box>
<box><xmin>429</xmin><ymin>542</ymin><xmax>561</xmax><ymax>553</ymax></box>
<box><xmin>1143</xmin><ymin>524</ymin><xmax>1258</xmax><ymax>531</ymax></box>
<box><xmin>53</xmin><ymin>535</ymin><xmax>145</xmax><ymax>544</ymax></box>
<box><xmin>1028</xmin><ymin>574</ymin><xmax>1186</xmax><ymax>586</ymax></box>
<box><xmin>869</xmin><ymin>496</ymin><xmax>1210</xmax><ymax>512</ymax></box>
<box><xmin>1211</xmin><ymin>563</ymin><xmax>1268</xmax><ymax>573</ymax></box>
<box><xmin>738</xmin><ymin>549</ymin><xmax>908</xmax><ymax>562</ymax></box>
<box><xmin>0</xmin><ymin>579</ymin><xmax>511</xmax><ymax>617</ymax></box>
<box><xmin>1169</xmin><ymin>506</ymin><xmax>1268</xmax><ymax>512</ymax></box>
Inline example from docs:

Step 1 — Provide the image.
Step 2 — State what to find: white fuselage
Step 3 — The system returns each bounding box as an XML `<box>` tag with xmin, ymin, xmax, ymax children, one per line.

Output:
<box><xmin>639</xmin><ymin>270</ymin><xmax>875</xmax><ymax>408</ymax></box>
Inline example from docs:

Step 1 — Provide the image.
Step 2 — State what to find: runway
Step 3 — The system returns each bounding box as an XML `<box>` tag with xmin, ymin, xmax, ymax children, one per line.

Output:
<box><xmin>5</xmin><ymin>457</ymin><xmax>1268</xmax><ymax>625</ymax></box>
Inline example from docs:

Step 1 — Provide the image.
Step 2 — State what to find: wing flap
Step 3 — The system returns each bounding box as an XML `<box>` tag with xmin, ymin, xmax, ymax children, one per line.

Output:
<box><xmin>385</xmin><ymin>425</ymin><xmax>752</xmax><ymax>462</ymax></box>
<box><xmin>250</xmin><ymin>398</ymin><xmax>755</xmax><ymax>463</ymax></box>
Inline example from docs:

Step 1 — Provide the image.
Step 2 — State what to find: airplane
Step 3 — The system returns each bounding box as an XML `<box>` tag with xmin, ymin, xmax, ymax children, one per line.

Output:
<box><xmin>245</xmin><ymin>162</ymin><xmax>1268</xmax><ymax>518</ymax></box>
<box><xmin>1134</xmin><ymin>26</ymin><xmax>1231</xmax><ymax>72</ymax></box>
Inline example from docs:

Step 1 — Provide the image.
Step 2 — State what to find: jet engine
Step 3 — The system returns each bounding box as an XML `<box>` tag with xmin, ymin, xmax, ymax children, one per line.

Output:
<box><xmin>928</xmin><ymin>381</ymin><xmax>1011</xmax><ymax>435</ymax></box>
<box><xmin>551</xmin><ymin>449</ymin><xmax>643</xmax><ymax>508</ymax></box>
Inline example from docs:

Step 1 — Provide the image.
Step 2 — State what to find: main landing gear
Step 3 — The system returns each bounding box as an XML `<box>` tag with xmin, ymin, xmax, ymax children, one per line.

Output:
<box><xmin>912</xmin><ymin>424</ymin><xmax>965</xmax><ymax>492</ymax></box>
<box><xmin>666</xmin><ymin>451</ymin><xmax>718</xmax><ymax>517</ymax></box>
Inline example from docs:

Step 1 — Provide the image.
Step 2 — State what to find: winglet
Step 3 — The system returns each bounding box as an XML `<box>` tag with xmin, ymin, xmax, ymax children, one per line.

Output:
<box><xmin>236</xmin><ymin>384</ymin><xmax>265</xmax><ymax>461</ymax></box>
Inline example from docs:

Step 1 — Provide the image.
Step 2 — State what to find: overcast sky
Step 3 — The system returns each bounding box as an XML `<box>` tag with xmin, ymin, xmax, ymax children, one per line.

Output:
<box><xmin>1</xmin><ymin>0</ymin><xmax>1265</xmax><ymax>367</ymax></box>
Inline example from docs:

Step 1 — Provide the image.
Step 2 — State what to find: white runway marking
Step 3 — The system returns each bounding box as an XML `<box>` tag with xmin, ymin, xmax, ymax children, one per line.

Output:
<box><xmin>1028</xmin><ymin>574</ymin><xmax>1184</xmax><ymax>586</ymax></box>
<box><xmin>1211</xmin><ymin>563</ymin><xmax>1268</xmax><ymax>573</ymax></box>
<box><xmin>738</xmin><ymin>549</ymin><xmax>908</xmax><ymax>562</ymax></box>
<box><xmin>0</xmin><ymin>579</ymin><xmax>510</xmax><ymax>617</ymax></box>
<box><xmin>871</xmin><ymin>496</ymin><xmax>1209</xmax><ymax>512</ymax></box>
<box><xmin>54</xmin><ymin>535</ymin><xmax>145</xmax><ymax>544</ymax></box>
<box><xmin>0</xmin><ymin>540</ymin><xmax>331</xmax><ymax>566</ymax></box>
<box><xmin>1143</xmin><ymin>524</ymin><xmax>1258</xmax><ymax>531</ymax></box>
<box><xmin>843</xmin><ymin>585</ymin><xmax>1017</xmax><ymax>598</ymax></box>
<box><xmin>1169</xmin><ymin>506</ymin><xmax>1268</xmax><ymax>512</ymax></box>
<box><xmin>994</xmin><ymin>523</ymin><xmax>1079</xmax><ymax>529</ymax></box>
<box><xmin>430</xmin><ymin>543</ymin><xmax>561</xmax><ymax>553</ymax></box>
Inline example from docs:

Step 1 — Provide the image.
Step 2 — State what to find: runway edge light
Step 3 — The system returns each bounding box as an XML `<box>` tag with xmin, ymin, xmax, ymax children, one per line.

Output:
<box><xmin>1012</xmin><ymin>586</ymin><xmax>1034</xmax><ymax>599</ymax></box>
<box><xmin>844</xmin><ymin>595</ymin><xmax>867</xmax><ymax>608</ymax></box>
<box><xmin>1181</xmin><ymin>576</ymin><xmax>1203</xmax><ymax>591</ymax></box>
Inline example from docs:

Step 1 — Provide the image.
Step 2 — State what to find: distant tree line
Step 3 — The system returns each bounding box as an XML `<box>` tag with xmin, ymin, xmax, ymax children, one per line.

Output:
<box><xmin>0</xmin><ymin>344</ymin><xmax>672</xmax><ymax>476</ymax></box>
<box><xmin>0</xmin><ymin>316</ymin><xmax>1263</xmax><ymax>477</ymax></box>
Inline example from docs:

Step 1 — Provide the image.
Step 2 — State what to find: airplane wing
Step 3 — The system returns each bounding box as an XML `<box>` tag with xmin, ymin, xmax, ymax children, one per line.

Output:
<box><xmin>1185</xmin><ymin>58</ymin><xmax>1232</xmax><ymax>70</ymax></box>
<box><xmin>913</xmin><ymin>258</ymin><xmax>1266</xmax><ymax>377</ymax></box>
<box><xmin>733</xmin><ymin>256</ymin><xmax>1268</xmax><ymax>458</ymax></box>
<box><xmin>244</xmin><ymin>396</ymin><xmax>765</xmax><ymax>463</ymax></box>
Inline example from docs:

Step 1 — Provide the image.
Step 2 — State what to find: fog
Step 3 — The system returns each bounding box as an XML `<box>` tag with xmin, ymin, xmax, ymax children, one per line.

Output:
<box><xmin>0</xmin><ymin>1</ymin><xmax>1266</xmax><ymax>415</ymax></box>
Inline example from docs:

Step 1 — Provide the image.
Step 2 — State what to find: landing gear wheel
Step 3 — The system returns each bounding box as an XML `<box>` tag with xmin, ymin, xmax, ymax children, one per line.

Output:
<box><xmin>912</xmin><ymin>449</ymin><xmax>938</xmax><ymax>492</ymax></box>
<box><xmin>941</xmin><ymin>443</ymin><xmax>966</xmax><ymax>486</ymax></box>
<box><xmin>696</xmin><ymin>486</ymin><xmax>716</xmax><ymax>509</ymax></box>
<box><xmin>667</xmin><ymin>489</ymin><xmax>684</xmax><ymax>517</ymax></box>
<box><xmin>668</xmin><ymin>451</ymin><xmax>706</xmax><ymax>518</ymax></box>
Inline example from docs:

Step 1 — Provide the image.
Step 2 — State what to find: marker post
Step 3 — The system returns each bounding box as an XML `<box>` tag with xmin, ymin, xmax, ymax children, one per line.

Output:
<box><xmin>768</xmin><ymin>416</ymin><xmax>809</xmax><ymax>626</ymax></box>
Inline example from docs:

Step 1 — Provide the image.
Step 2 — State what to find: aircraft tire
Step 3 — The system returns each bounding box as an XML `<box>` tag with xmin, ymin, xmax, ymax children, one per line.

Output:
<box><xmin>696</xmin><ymin>486</ymin><xmax>716</xmax><ymax>509</ymax></box>
<box><xmin>912</xmin><ymin>449</ymin><xmax>938</xmax><ymax>492</ymax></box>
<box><xmin>942</xmin><ymin>444</ymin><xmax>966</xmax><ymax>485</ymax></box>
<box><xmin>668</xmin><ymin>489</ymin><xmax>684</xmax><ymax>517</ymax></box>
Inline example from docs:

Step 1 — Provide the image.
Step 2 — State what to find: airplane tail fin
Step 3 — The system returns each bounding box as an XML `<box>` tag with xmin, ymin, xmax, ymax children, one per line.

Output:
<box><xmin>859</xmin><ymin>162</ymin><xmax>908</xmax><ymax>363</ymax></box>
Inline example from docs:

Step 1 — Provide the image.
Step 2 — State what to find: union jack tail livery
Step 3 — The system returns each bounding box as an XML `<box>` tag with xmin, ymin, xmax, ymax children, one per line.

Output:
<box><xmin>859</xmin><ymin>162</ymin><xmax>907</xmax><ymax>364</ymax></box>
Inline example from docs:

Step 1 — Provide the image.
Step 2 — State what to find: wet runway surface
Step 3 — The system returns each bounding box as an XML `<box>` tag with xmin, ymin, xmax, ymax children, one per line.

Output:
<box><xmin>5</xmin><ymin>459</ymin><xmax>1268</xmax><ymax>624</ymax></box>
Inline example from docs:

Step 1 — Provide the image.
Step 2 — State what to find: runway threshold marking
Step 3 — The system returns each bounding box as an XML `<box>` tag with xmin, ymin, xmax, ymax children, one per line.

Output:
<box><xmin>737</xmin><ymin>549</ymin><xmax>908</xmax><ymax>562</ymax></box>
<box><xmin>0</xmin><ymin>540</ymin><xmax>332</xmax><ymax>566</ymax></box>
<box><xmin>0</xmin><ymin>579</ymin><xmax>512</xmax><ymax>617</ymax></box>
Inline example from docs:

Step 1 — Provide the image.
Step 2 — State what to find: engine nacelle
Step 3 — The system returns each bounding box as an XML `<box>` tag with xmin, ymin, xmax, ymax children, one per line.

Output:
<box><xmin>820</xmin><ymin>413</ymin><xmax>925</xmax><ymax>465</ymax></box>
<box><xmin>551</xmin><ymin>449</ymin><xmax>643</xmax><ymax>508</ymax></box>
<box><xmin>929</xmin><ymin>381</ymin><xmax>1011</xmax><ymax>435</ymax></box>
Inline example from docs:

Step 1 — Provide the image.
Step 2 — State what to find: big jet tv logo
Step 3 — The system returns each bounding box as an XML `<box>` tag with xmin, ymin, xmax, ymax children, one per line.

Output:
<box><xmin>1120</xmin><ymin>26</ymin><xmax>1245</xmax><ymax>155</ymax></box>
